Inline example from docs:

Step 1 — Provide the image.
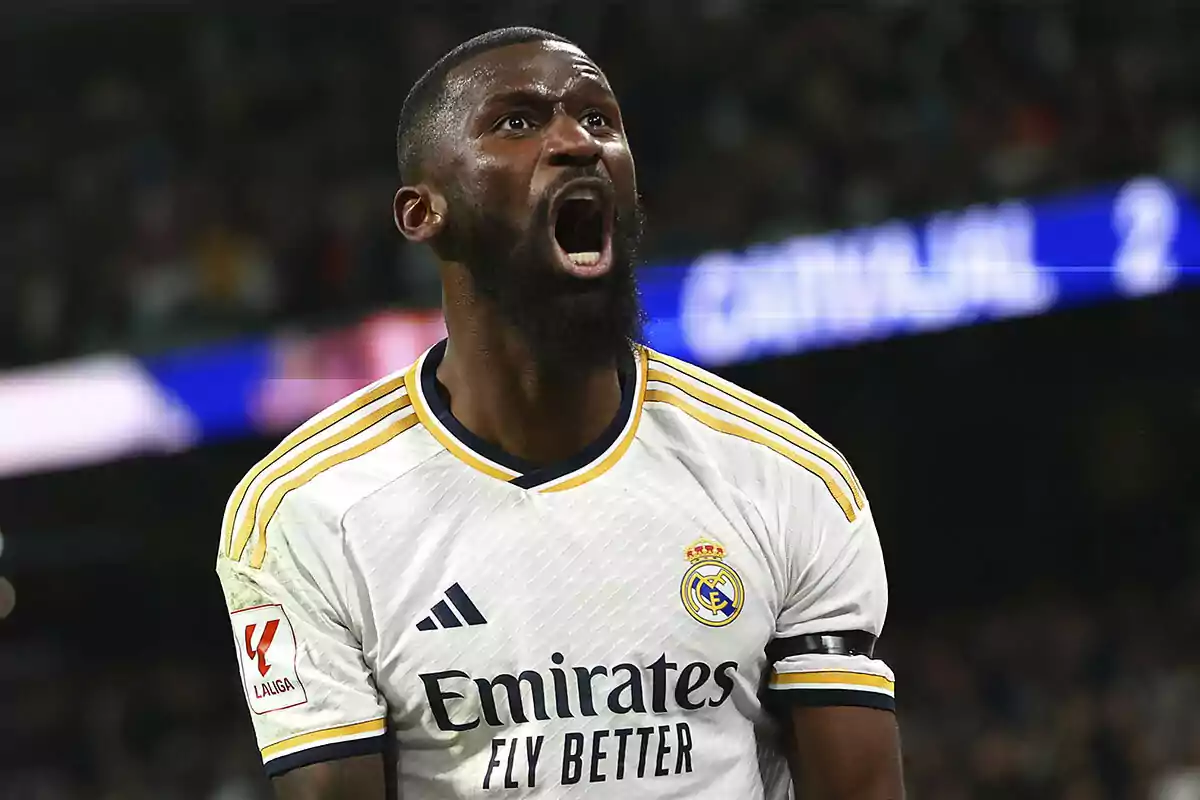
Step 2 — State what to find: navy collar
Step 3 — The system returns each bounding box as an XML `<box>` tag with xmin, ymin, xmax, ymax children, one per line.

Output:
<box><xmin>417</xmin><ymin>340</ymin><xmax>643</xmax><ymax>490</ymax></box>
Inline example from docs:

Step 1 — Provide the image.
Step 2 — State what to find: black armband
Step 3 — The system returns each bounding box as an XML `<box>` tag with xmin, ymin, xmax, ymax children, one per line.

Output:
<box><xmin>765</xmin><ymin>630</ymin><xmax>877</xmax><ymax>664</ymax></box>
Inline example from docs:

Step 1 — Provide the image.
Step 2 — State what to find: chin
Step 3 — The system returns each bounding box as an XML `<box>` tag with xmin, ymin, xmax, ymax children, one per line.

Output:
<box><xmin>520</xmin><ymin>282</ymin><xmax>642</xmax><ymax>373</ymax></box>
<box><xmin>456</xmin><ymin>205</ymin><xmax>643</xmax><ymax>371</ymax></box>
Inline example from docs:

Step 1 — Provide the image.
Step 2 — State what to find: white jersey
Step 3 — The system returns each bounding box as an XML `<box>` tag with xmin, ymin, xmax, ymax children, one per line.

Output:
<box><xmin>216</xmin><ymin>340</ymin><xmax>894</xmax><ymax>799</ymax></box>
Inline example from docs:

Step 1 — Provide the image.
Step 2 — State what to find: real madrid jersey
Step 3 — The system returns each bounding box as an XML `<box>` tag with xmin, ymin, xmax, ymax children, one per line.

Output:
<box><xmin>216</xmin><ymin>340</ymin><xmax>894</xmax><ymax>799</ymax></box>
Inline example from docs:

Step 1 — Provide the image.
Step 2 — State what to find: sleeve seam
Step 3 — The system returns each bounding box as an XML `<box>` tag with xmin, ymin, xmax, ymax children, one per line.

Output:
<box><xmin>260</xmin><ymin>715</ymin><xmax>388</xmax><ymax>754</ymax></box>
<box><xmin>262</xmin><ymin>733</ymin><xmax>387</xmax><ymax>778</ymax></box>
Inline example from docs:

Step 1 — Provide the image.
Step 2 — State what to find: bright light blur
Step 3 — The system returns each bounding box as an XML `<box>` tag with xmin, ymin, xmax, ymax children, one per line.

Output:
<box><xmin>0</xmin><ymin>578</ymin><xmax>14</xmax><ymax>620</ymax></box>
<box><xmin>0</xmin><ymin>5</ymin><xmax>1197</xmax><ymax>800</ymax></box>
<box><xmin>0</xmin><ymin>357</ymin><xmax>199</xmax><ymax>479</ymax></box>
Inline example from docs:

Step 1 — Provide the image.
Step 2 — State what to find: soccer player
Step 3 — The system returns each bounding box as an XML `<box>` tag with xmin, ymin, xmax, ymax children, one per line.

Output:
<box><xmin>217</xmin><ymin>26</ymin><xmax>902</xmax><ymax>799</ymax></box>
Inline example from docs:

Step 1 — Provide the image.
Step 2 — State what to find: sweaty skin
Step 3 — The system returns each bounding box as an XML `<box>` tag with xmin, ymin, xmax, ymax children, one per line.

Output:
<box><xmin>275</xmin><ymin>38</ymin><xmax>904</xmax><ymax>800</ymax></box>
<box><xmin>396</xmin><ymin>41</ymin><xmax>640</xmax><ymax>468</ymax></box>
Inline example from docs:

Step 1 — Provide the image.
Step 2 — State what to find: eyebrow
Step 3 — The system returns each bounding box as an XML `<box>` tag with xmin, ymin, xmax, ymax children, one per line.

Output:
<box><xmin>480</xmin><ymin>78</ymin><xmax>614</xmax><ymax>111</ymax></box>
<box><xmin>480</xmin><ymin>88</ymin><xmax>560</xmax><ymax>109</ymax></box>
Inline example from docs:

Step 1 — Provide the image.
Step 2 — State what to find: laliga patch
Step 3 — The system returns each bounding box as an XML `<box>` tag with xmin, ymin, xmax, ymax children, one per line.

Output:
<box><xmin>231</xmin><ymin>604</ymin><xmax>307</xmax><ymax>714</ymax></box>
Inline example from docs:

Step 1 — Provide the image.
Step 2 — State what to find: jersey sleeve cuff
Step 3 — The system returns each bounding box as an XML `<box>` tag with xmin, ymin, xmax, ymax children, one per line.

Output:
<box><xmin>767</xmin><ymin>671</ymin><xmax>896</xmax><ymax>713</ymax></box>
<box><xmin>261</xmin><ymin>718</ymin><xmax>388</xmax><ymax>778</ymax></box>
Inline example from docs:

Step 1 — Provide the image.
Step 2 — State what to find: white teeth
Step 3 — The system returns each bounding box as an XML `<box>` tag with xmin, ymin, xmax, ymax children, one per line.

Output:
<box><xmin>564</xmin><ymin>188</ymin><xmax>601</xmax><ymax>202</ymax></box>
<box><xmin>568</xmin><ymin>251</ymin><xmax>601</xmax><ymax>266</ymax></box>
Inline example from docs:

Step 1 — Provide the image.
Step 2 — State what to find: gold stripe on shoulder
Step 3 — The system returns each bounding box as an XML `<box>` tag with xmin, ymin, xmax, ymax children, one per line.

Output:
<box><xmin>542</xmin><ymin>345</ymin><xmax>649</xmax><ymax>493</ymax></box>
<box><xmin>246</xmin><ymin>413</ymin><xmax>420</xmax><ymax>569</ymax></box>
<box><xmin>261</xmin><ymin>717</ymin><xmax>388</xmax><ymax>759</ymax></box>
<box><xmin>647</xmin><ymin>366</ymin><xmax>862</xmax><ymax>510</ymax></box>
<box><xmin>403</xmin><ymin>360</ymin><xmax>518</xmax><ymax>482</ymax></box>
<box><xmin>649</xmin><ymin>353</ymin><xmax>864</xmax><ymax>506</ymax></box>
<box><xmin>228</xmin><ymin>392</ymin><xmax>412</xmax><ymax>564</ymax></box>
<box><xmin>650</xmin><ymin>351</ymin><xmax>863</xmax><ymax>494</ymax></box>
<box><xmin>645</xmin><ymin>388</ymin><xmax>856</xmax><ymax>523</ymax></box>
<box><xmin>221</xmin><ymin>374</ymin><xmax>406</xmax><ymax>558</ymax></box>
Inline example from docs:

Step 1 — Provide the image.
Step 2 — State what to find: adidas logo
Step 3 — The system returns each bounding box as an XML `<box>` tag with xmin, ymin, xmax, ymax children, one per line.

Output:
<box><xmin>416</xmin><ymin>583</ymin><xmax>487</xmax><ymax>631</ymax></box>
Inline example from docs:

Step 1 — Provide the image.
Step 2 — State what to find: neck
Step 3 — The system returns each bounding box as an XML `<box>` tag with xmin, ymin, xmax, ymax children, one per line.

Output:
<box><xmin>437</xmin><ymin>279</ymin><xmax>625</xmax><ymax>466</ymax></box>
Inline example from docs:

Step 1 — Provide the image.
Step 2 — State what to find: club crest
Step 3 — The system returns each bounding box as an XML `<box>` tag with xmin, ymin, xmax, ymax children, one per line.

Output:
<box><xmin>680</xmin><ymin>539</ymin><xmax>744</xmax><ymax>627</ymax></box>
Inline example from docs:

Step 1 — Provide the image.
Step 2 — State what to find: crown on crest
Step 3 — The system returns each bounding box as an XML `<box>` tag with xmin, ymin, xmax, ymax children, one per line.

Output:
<box><xmin>685</xmin><ymin>539</ymin><xmax>727</xmax><ymax>563</ymax></box>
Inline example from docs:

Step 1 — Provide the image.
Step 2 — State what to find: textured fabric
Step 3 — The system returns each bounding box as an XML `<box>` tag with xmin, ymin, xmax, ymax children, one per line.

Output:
<box><xmin>215</xmin><ymin>342</ymin><xmax>892</xmax><ymax>798</ymax></box>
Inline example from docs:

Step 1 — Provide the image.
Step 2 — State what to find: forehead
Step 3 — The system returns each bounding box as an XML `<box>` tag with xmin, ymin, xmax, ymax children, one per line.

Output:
<box><xmin>446</xmin><ymin>40</ymin><xmax>612</xmax><ymax>107</ymax></box>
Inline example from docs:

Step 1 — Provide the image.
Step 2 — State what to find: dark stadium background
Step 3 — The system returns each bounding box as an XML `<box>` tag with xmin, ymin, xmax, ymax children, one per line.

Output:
<box><xmin>1</xmin><ymin>3</ymin><xmax>1198</xmax><ymax>799</ymax></box>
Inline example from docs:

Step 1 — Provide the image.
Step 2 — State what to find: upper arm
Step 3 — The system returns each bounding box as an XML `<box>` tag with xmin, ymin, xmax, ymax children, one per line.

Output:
<box><xmin>766</xmin><ymin>462</ymin><xmax>901</xmax><ymax>796</ymax></box>
<box><xmin>216</xmin><ymin>493</ymin><xmax>388</xmax><ymax>787</ymax></box>
<box><xmin>271</xmin><ymin>754</ymin><xmax>387</xmax><ymax>800</ymax></box>
<box><xmin>788</xmin><ymin>706</ymin><xmax>903</xmax><ymax>800</ymax></box>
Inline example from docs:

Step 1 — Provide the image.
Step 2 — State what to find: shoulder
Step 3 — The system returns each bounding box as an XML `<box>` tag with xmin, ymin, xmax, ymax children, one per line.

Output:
<box><xmin>640</xmin><ymin>347</ymin><xmax>867</xmax><ymax>523</ymax></box>
<box><xmin>218</xmin><ymin>362</ymin><xmax>433</xmax><ymax>570</ymax></box>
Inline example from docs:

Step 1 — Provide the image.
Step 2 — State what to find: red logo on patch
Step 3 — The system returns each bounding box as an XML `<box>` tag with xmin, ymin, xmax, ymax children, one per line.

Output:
<box><xmin>244</xmin><ymin>619</ymin><xmax>280</xmax><ymax>677</ymax></box>
<box><xmin>230</xmin><ymin>603</ymin><xmax>306</xmax><ymax>714</ymax></box>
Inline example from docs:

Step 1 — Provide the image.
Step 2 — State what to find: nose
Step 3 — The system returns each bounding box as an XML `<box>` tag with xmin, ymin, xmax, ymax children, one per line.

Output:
<box><xmin>544</xmin><ymin>112</ymin><xmax>601</xmax><ymax>169</ymax></box>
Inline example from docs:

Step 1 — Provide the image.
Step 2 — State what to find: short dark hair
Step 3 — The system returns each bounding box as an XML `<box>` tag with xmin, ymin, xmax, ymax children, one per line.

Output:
<box><xmin>395</xmin><ymin>26</ymin><xmax>576</xmax><ymax>184</ymax></box>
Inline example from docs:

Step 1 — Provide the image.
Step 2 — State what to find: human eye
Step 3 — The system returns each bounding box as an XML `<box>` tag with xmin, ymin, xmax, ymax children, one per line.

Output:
<box><xmin>495</xmin><ymin>112</ymin><xmax>539</xmax><ymax>133</ymax></box>
<box><xmin>582</xmin><ymin>110</ymin><xmax>613</xmax><ymax>129</ymax></box>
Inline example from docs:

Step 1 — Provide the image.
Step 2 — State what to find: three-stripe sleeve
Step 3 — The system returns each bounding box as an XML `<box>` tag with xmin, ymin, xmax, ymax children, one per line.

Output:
<box><xmin>768</xmin><ymin>498</ymin><xmax>895</xmax><ymax>712</ymax></box>
<box><xmin>642</xmin><ymin>350</ymin><xmax>893</xmax><ymax>712</ymax></box>
<box><xmin>216</xmin><ymin>494</ymin><xmax>388</xmax><ymax>776</ymax></box>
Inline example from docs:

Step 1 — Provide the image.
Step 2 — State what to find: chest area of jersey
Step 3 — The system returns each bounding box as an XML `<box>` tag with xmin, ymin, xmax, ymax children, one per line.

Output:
<box><xmin>383</xmin><ymin>484</ymin><xmax>774</xmax><ymax>652</ymax></box>
<box><xmin>364</xmin><ymin>481</ymin><xmax>778</xmax><ymax>716</ymax></box>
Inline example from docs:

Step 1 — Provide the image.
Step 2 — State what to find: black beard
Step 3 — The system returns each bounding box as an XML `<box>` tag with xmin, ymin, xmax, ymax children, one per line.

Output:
<box><xmin>435</xmin><ymin>178</ymin><xmax>645</xmax><ymax>377</ymax></box>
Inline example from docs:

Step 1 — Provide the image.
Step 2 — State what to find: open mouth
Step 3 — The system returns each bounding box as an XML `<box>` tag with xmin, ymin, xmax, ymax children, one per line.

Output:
<box><xmin>551</xmin><ymin>185</ymin><xmax>613</xmax><ymax>278</ymax></box>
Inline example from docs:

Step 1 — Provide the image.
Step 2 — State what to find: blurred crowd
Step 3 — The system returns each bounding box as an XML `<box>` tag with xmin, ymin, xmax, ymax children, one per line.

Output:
<box><xmin>3</xmin><ymin>588</ymin><xmax>1199</xmax><ymax>799</ymax></box>
<box><xmin>3</xmin><ymin>1</ymin><xmax>1200</xmax><ymax>367</ymax></box>
<box><xmin>0</xmin><ymin>645</ymin><xmax>266</xmax><ymax>800</ymax></box>
<box><xmin>4</xmin><ymin>3</ymin><xmax>1200</xmax><ymax>799</ymax></box>
<box><xmin>895</xmin><ymin>589</ymin><xmax>1200</xmax><ymax>800</ymax></box>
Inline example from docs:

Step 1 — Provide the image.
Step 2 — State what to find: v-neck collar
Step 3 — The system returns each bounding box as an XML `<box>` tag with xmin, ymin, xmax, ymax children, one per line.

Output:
<box><xmin>404</xmin><ymin>339</ymin><xmax>647</xmax><ymax>492</ymax></box>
